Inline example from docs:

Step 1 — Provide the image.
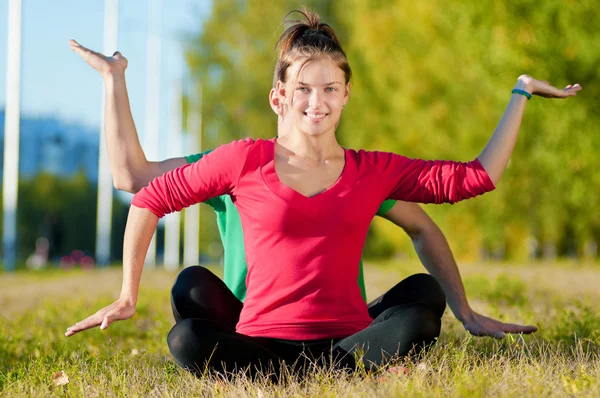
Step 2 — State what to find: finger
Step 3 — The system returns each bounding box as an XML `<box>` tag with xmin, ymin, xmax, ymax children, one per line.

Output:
<box><xmin>479</xmin><ymin>327</ymin><xmax>505</xmax><ymax>338</ymax></box>
<box><xmin>69</xmin><ymin>40</ymin><xmax>92</xmax><ymax>54</ymax></box>
<box><xmin>569</xmin><ymin>83</ymin><xmax>582</xmax><ymax>91</ymax></box>
<box><xmin>553</xmin><ymin>85</ymin><xmax>571</xmax><ymax>96</ymax></box>
<box><xmin>468</xmin><ymin>327</ymin><xmax>504</xmax><ymax>339</ymax></box>
<box><xmin>69</xmin><ymin>40</ymin><xmax>103</xmax><ymax>60</ymax></box>
<box><xmin>100</xmin><ymin>316</ymin><xmax>110</xmax><ymax>330</ymax></box>
<box><xmin>70</xmin><ymin>42</ymin><xmax>94</xmax><ymax>58</ymax></box>
<box><xmin>560</xmin><ymin>84</ymin><xmax>582</xmax><ymax>98</ymax></box>
<box><xmin>65</xmin><ymin>314</ymin><xmax>102</xmax><ymax>336</ymax></box>
<box><xmin>502</xmin><ymin>323</ymin><xmax>538</xmax><ymax>334</ymax></box>
<box><xmin>66</xmin><ymin>320</ymin><xmax>96</xmax><ymax>335</ymax></box>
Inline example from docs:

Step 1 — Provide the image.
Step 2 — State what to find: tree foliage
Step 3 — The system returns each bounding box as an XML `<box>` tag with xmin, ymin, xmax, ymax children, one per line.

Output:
<box><xmin>11</xmin><ymin>172</ymin><xmax>129</xmax><ymax>264</ymax></box>
<box><xmin>184</xmin><ymin>0</ymin><xmax>599</xmax><ymax>260</ymax></box>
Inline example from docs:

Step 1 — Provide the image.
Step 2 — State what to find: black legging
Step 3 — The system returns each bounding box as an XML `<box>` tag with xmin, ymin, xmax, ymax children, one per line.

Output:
<box><xmin>168</xmin><ymin>266</ymin><xmax>446</xmax><ymax>377</ymax></box>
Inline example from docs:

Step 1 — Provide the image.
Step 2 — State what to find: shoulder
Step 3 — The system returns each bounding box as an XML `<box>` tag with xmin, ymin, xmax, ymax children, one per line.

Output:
<box><xmin>222</xmin><ymin>137</ymin><xmax>273</xmax><ymax>152</ymax></box>
<box><xmin>187</xmin><ymin>139</ymin><xmax>271</xmax><ymax>164</ymax></box>
<box><xmin>349</xmin><ymin>148</ymin><xmax>403</xmax><ymax>171</ymax></box>
<box><xmin>204</xmin><ymin>138</ymin><xmax>264</xmax><ymax>161</ymax></box>
<box><xmin>236</xmin><ymin>137</ymin><xmax>275</xmax><ymax>163</ymax></box>
<box><xmin>222</xmin><ymin>137</ymin><xmax>258</xmax><ymax>150</ymax></box>
<box><xmin>207</xmin><ymin>138</ymin><xmax>274</xmax><ymax>182</ymax></box>
<box><xmin>355</xmin><ymin>148</ymin><xmax>401</xmax><ymax>161</ymax></box>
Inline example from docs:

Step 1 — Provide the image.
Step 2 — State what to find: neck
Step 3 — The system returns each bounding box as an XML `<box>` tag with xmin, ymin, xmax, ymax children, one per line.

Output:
<box><xmin>277</xmin><ymin>126</ymin><xmax>341</xmax><ymax>162</ymax></box>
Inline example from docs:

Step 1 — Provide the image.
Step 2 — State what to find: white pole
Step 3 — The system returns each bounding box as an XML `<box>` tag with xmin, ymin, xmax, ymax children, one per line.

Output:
<box><xmin>2</xmin><ymin>0</ymin><xmax>22</xmax><ymax>271</ymax></box>
<box><xmin>183</xmin><ymin>81</ymin><xmax>201</xmax><ymax>266</ymax></box>
<box><xmin>164</xmin><ymin>79</ymin><xmax>182</xmax><ymax>270</ymax></box>
<box><xmin>96</xmin><ymin>0</ymin><xmax>119</xmax><ymax>266</ymax></box>
<box><xmin>143</xmin><ymin>0</ymin><xmax>162</xmax><ymax>268</ymax></box>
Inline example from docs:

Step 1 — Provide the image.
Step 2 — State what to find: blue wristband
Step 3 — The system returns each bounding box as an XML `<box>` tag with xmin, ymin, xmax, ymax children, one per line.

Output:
<box><xmin>511</xmin><ymin>88</ymin><xmax>532</xmax><ymax>100</ymax></box>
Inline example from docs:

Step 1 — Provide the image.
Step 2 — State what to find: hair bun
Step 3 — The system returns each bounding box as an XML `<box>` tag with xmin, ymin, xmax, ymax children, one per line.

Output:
<box><xmin>274</xmin><ymin>8</ymin><xmax>352</xmax><ymax>85</ymax></box>
<box><xmin>302</xmin><ymin>29</ymin><xmax>324</xmax><ymax>38</ymax></box>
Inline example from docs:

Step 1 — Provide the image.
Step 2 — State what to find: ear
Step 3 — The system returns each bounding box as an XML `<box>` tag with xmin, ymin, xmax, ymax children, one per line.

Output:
<box><xmin>343</xmin><ymin>82</ymin><xmax>351</xmax><ymax>107</ymax></box>
<box><xmin>276</xmin><ymin>80</ymin><xmax>288</xmax><ymax>102</ymax></box>
<box><xmin>269</xmin><ymin>88</ymin><xmax>282</xmax><ymax>116</ymax></box>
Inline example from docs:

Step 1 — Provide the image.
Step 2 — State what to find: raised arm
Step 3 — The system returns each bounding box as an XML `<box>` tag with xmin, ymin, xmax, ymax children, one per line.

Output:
<box><xmin>69</xmin><ymin>40</ymin><xmax>187</xmax><ymax>193</ymax></box>
<box><xmin>380</xmin><ymin>201</ymin><xmax>537</xmax><ymax>338</ymax></box>
<box><xmin>477</xmin><ymin>75</ymin><xmax>581</xmax><ymax>185</ymax></box>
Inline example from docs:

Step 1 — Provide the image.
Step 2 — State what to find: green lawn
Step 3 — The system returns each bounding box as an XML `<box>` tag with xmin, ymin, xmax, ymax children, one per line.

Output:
<box><xmin>1</xmin><ymin>261</ymin><xmax>599</xmax><ymax>397</ymax></box>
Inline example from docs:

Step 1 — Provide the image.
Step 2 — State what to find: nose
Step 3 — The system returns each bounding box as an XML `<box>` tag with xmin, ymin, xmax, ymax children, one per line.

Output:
<box><xmin>308</xmin><ymin>90</ymin><xmax>323</xmax><ymax>108</ymax></box>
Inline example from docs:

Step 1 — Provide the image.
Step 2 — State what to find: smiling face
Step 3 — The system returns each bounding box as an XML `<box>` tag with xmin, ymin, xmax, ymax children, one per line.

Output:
<box><xmin>277</xmin><ymin>57</ymin><xmax>350</xmax><ymax>138</ymax></box>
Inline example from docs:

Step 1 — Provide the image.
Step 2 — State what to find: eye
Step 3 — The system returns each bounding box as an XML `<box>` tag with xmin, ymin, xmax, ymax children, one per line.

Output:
<box><xmin>296</xmin><ymin>86</ymin><xmax>309</xmax><ymax>92</ymax></box>
<box><xmin>325</xmin><ymin>87</ymin><xmax>336</xmax><ymax>92</ymax></box>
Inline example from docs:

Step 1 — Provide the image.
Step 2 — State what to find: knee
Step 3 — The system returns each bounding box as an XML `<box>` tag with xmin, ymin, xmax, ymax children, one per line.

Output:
<box><xmin>398</xmin><ymin>304</ymin><xmax>441</xmax><ymax>359</ymax></box>
<box><xmin>167</xmin><ymin>319</ymin><xmax>196</xmax><ymax>360</ymax></box>
<box><xmin>381</xmin><ymin>303</ymin><xmax>442</xmax><ymax>345</ymax></box>
<box><xmin>171</xmin><ymin>266</ymin><xmax>214</xmax><ymax>297</ymax></box>
<box><xmin>167</xmin><ymin>318</ymin><xmax>220</xmax><ymax>372</ymax></box>
<box><xmin>351</xmin><ymin>304</ymin><xmax>442</xmax><ymax>367</ymax></box>
<box><xmin>173</xmin><ymin>266</ymin><xmax>208</xmax><ymax>286</ymax></box>
<box><xmin>411</xmin><ymin>303</ymin><xmax>442</xmax><ymax>343</ymax></box>
<box><xmin>406</xmin><ymin>273</ymin><xmax>446</xmax><ymax>317</ymax></box>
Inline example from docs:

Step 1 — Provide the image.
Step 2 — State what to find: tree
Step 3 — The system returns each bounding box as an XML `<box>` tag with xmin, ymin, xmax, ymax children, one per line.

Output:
<box><xmin>183</xmin><ymin>0</ymin><xmax>598</xmax><ymax>260</ymax></box>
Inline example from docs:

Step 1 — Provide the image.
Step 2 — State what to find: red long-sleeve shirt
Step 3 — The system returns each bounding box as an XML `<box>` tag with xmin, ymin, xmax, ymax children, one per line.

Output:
<box><xmin>132</xmin><ymin>138</ymin><xmax>495</xmax><ymax>339</ymax></box>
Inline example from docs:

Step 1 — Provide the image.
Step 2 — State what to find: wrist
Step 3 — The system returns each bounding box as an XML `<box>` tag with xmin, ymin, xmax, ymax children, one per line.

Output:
<box><xmin>514</xmin><ymin>75</ymin><xmax>534</xmax><ymax>95</ymax></box>
<box><xmin>453</xmin><ymin>305</ymin><xmax>475</xmax><ymax>323</ymax></box>
<box><xmin>103</xmin><ymin>70</ymin><xmax>126</xmax><ymax>84</ymax></box>
<box><xmin>118</xmin><ymin>293</ymin><xmax>137</xmax><ymax>306</ymax></box>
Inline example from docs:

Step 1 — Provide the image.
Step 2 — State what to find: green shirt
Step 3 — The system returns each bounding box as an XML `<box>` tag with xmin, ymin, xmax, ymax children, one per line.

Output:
<box><xmin>186</xmin><ymin>151</ymin><xmax>396</xmax><ymax>302</ymax></box>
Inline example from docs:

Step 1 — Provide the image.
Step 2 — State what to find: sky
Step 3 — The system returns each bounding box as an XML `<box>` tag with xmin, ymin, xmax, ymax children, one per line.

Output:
<box><xmin>0</xmin><ymin>0</ymin><xmax>211</xmax><ymax>159</ymax></box>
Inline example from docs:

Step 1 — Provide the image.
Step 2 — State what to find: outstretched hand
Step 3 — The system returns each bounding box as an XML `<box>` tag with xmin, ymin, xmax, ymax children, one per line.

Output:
<box><xmin>65</xmin><ymin>298</ymin><xmax>136</xmax><ymax>337</ymax></box>
<box><xmin>461</xmin><ymin>311</ymin><xmax>538</xmax><ymax>339</ymax></box>
<box><xmin>69</xmin><ymin>39</ymin><xmax>128</xmax><ymax>77</ymax></box>
<box><xmin>516</xmin><ymin>75</ymin><xmax>582</xmax><ymax>99</ymax></box>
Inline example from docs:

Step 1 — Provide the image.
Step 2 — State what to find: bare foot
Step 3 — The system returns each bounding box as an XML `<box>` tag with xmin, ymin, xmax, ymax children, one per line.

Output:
<box><xmin>386</xmin><ymin>365</ymin><xmax>409</xmax><ymax>375</ymax></box>
<box><xmin>376</xmin><ymin>365</ymin><xmax>409</xmax><ymax>383</ymax></box>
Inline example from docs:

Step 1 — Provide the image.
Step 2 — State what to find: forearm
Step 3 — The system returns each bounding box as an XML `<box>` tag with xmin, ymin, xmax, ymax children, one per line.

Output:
<box><xmin>119</xmin><ymin>205</ymin><xmax>159</xmax><ymax>303</ymax></box>
<box><xmin>477</xmin><ymin>80</ymin><xmax>530</xmax><ymax>185</ymax></box>
<box><xmin>412</xmin><ymin>224</ymin><xmax>473</xmax><ymax>321</ymax></box>
<box><xmin>104</xmin><ymin>73</ymin><xmax>156</xmax><ymax>192</ymax></box>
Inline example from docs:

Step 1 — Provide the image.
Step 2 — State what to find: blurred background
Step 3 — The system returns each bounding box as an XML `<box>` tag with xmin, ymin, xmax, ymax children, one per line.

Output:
<box><xmin>0</xmin><ymin>0</ymin><xmax>598</xmax><ymax>272</ymax></box>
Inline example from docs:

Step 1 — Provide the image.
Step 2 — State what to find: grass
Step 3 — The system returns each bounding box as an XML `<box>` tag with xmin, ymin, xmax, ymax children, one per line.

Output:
<box><xmin>1</xmin><ymin>260</ymin><xmax>599</xmax><ymax>397</ymax></box>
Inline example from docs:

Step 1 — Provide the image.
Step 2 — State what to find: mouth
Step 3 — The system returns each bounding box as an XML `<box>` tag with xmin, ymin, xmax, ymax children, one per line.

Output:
<box><xmin>304</xmin><ymin>112</ymin><xmax>328</xmax><ymax>122</ymax></box>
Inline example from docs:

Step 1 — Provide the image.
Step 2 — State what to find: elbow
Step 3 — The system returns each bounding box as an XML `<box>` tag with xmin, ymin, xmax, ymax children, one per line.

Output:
<box><xmin>113</xmin><ymin>176</ymin><xmax>140</xmax><ymax>194</ymax></box>
<box><xmin>408</xmin><ymin>227</ymin><xmax>424</xmax><ymax>243</ymax></box>
<box><xmin>410</xmin><ymin>222</ymin><xmax>440</xmax><ymax>244</ymax></box>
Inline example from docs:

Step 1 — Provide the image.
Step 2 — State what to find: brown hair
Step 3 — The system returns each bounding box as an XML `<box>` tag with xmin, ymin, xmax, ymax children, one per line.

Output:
<box><xmin>274</xmin><ymin>8</ymin><xmax>351</xmax><ymax>85</ymax></box>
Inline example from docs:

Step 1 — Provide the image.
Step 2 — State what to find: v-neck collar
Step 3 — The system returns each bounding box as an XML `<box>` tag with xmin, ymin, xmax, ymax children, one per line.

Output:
<box><xmin>260</xmin><ymin>138</ymin><xmax>357</xmax><ymax>211</ymax></box>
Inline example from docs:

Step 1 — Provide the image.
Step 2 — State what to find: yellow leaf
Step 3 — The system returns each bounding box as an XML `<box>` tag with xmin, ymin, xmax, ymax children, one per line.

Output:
<box><xmin>51</xmin><ymin>371</ymin><xmax>69</xmax><ymax>386</ymax></box>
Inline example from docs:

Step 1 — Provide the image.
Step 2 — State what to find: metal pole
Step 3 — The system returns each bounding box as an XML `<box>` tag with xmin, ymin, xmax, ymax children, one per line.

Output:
<box><xmin>183</xmin><ymin>80</ymin><xmax>201</xmax><ymax>266</ymax></box>
<box><xmin>143</xmin><ymin>0</ymin><xmax>162</xmax><ymax>268</ymax></box>
<box><xmin>164</xmin><ymin>79</ymin><xmax>182</xmax><ymax>270</ymax></box>
<box><xmin>2</xmin><ymin>0</ymin><xmax>22</xmax><ymax>271</ymax></box>
<box><xmin>95</xmin><ymin>0</ymin><xmax>119</xmax><ymax>266</ymax></box>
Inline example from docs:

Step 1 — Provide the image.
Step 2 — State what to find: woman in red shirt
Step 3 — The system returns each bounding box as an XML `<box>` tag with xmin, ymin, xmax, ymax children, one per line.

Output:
<box><xmin>67</xmin><ymin>9</ymin><xmax>580</xmax><ymax>378</ymax></box>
